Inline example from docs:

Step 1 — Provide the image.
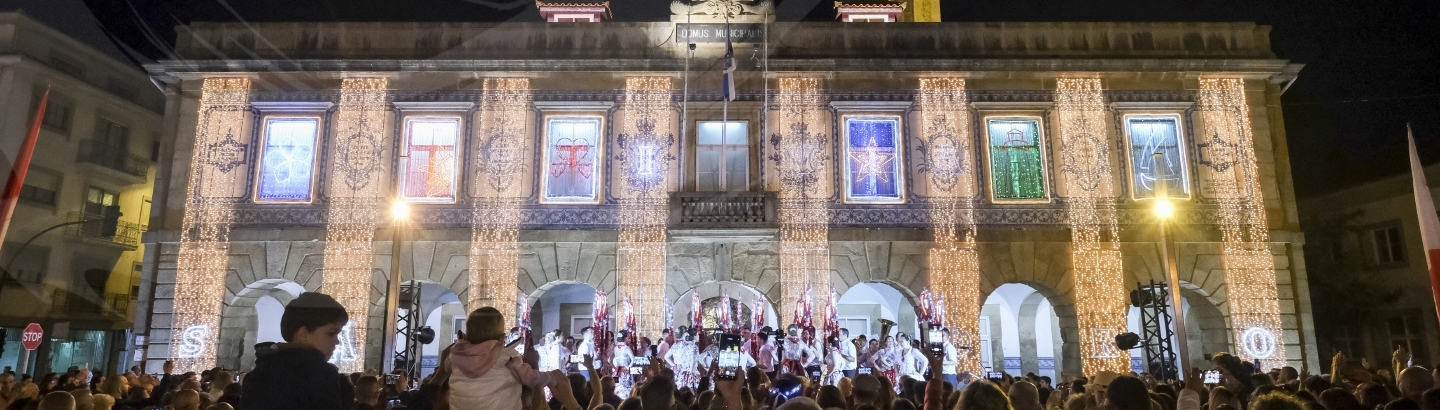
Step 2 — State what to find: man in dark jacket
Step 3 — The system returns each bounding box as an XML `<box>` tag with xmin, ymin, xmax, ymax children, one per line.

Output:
<box><xmin>240</xmin><ymin>292</ymin><xmax>353</xmax><ymax>410</ymax></box>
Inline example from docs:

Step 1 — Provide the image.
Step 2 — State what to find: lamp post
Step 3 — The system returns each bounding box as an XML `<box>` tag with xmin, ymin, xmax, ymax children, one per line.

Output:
<box><xmin>381</xmin><ymin>200</ymin><xmax>409</xmax><ymax>374</ymax></box>
<box><xmin>1152</xmin><ymin>152</ymin><xmax>1192</xmax><ymax>377</ymax></box>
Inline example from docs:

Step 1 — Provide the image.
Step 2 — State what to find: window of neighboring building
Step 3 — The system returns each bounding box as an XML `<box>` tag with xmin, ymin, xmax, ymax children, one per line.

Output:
<box><xmin>696</xmin><ymin>121</ymin><xmax>749</xmax><ymax>192</ymax></box>
<box><xmin>1389</xmin><ymin>314</ymin><xmax>1428</xmax><ymax>366</ymax></box>
<box><xmin>985</xmin><ymin>117</ymin><xmax>1048</xmax><ymax>201</ymax></box>
<box><xmin>399</xmin><ymin>117</ymin><xmax>461</xmax><ymax>203</ymax></box>
<box><xmin>1124</xmin><ymin>115</ymin><xmax>1190</xmax><ymax>199</ymax></box>
<box><xmin>542</xmin><ymin>117</ymin><xmax>603</xmax><ymax>203</ymax></box>
<box><xmin>19</xmin><ymin>169</ymin><xmax>60</xmax><ymax>206</ymax></box>
<box><xmin>84</xmin><ymin>186</ymin><xmax>118</xmax><ymax>217</ymax></box>
<box><xmin>842</xmin><ymin>116</ymin><xmax>904</xmax><ymax>202</ymax></box>
<box><xmin>1</xmin><ymin>242</ymin><xmax>48</xmax><ymax>283</ymax></box>
<box><xmin>32</xmin><ymin>93</ymin><xmax>73</xmax><ymax>134</ymax></box>
<box><xmin>1370</xmin><ymin>225</ymin><xmax>1406</xmax><ymax>265</ymax></box>
<box><xmin>255</xmin><ymin>118</ymin><xmax>320</xmax><ymax>202</ymax></box>
<box><xmin>94</xmin><ymin>119</ymin><xmax>130</xmax><ymax>151</ymax></box>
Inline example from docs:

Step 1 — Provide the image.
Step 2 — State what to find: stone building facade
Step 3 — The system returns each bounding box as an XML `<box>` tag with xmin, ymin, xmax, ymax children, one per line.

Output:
<box><xmin>133</xmin><ymin>4</ymin><xmax>1316</xmax><ymax>376</ymax></box>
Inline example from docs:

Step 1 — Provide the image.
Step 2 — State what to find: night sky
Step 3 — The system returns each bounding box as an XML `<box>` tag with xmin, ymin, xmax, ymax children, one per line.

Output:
<box><xmin>75</xmin><ymin>0</ymin><xmax>1440</xmax><ymax>199</ymax></box>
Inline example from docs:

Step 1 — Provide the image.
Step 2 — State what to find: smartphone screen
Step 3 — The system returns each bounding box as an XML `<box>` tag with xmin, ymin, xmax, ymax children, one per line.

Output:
<box><xmin>570</xmin><ymin>354</ymin><xmax>584</xmax><ymax>364</ymax></box>
<box><xmin>629</xmin><ymin>367</ymin><xmax>643</xmax><ymax>375</ymax></box>
<box><xmin>858</xmin><ymin>367</ymin><xmax>872</xmax><ymax>375</ymax></box>
<box><xmin>632</xmin><ymin>357</ymin><xmax>650</xmax><ymax>367</ymax></box>
<box><xmin>927</xmin><ymin>329</ymin><xmax>945</xmax><ymax>356</ymax></box>
<box><xmin>987</xmin><ymin>371</ymin><xmax>1004</xmax><ymax>381</ymax></box>
<box><xmin>718</xmin><ymin>334</ymin><xmax>742</xmax><ymax>380</ymax></box>
<box><xmin>1203</xmin><ymin>370</ymin><xmax>1220</xmax><ymax>384</ymax></box>
<box><xmin>384</xmin><ymin>374</ymin><xmax>399</xmax><ymax>385</ymax></box>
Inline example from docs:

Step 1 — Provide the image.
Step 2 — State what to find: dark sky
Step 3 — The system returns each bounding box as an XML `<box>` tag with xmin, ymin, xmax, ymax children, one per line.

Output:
<box><xmin>71</xmin><ymin>0</ymin><xmax>1440</xmax><ymax>199</ymax></box>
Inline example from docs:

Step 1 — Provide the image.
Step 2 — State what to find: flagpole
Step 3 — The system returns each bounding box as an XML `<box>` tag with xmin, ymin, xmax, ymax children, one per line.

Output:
<box><xmin>722</xmin><ymin>10</ymin><xmax>731</xmax><ymax>184</ymax></box>
<box><xmin>1406</xmin><ymin>124</ymin><xmax>1440</xmax><ymax>330</ymax></box>
<box><xmin>0</xmin><ymin>87</ymin><xmax>48</xmax><ymax>254</ymax></box>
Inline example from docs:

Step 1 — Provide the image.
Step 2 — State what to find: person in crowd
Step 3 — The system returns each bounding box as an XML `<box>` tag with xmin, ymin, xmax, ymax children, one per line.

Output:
<box><xmin>92</xmin><ymin>394</ymin><xmax>115</xmax><ymax>410</ymax></box>
<box><xmin>350</xmin><ymin>376</ymin><xmax>382</xmax><ymax>410</ymax></box>
<box><xmin>444</xmin><ymin>306</ymin><xmax>558</xmax><ymax>410</ymax></box>
<box><xmin>37</xmin><ymin>391</ymin><xmax>75</xmax><ymax>410</ymax></box>
<box><xmin>0</xmin><ymin>373</ymin><xmax>14</xmax><ymax>410</ymax></box>
<box><xmin>70</xmin><ymin>389</ymin><xmax>92</xmax><ymax>410</ymax></box>
<box><xmin>239</xmin><ymin>292</ymin><xmax>352</xmax><ymax>410</ymax></box>
<box><xmin>1009</xmin><ymin>381</ymin><xmax>1042</xmax><ymax>410</ymax></box>
<box><xmin>169</xmin><ymin>389</ymin><xmax>201</xmax><ymax>410</ymax></box>
<box><xmin>758</xmin><ymin>329</ymin><xmax>777</xmax><ymax>381</ymax></box>
<box><xmin>203</xmin><ymin>371</ymin><xmax>233</xmax><ymax>404</ymax></box>
<box><xmin>963</xmin><ymin>381</ymin><xmax>1014</xmax><ymax>410</ymax></box>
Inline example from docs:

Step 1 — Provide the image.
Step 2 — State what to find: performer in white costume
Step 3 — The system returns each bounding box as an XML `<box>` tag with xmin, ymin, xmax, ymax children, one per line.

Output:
<box><xmin>576</xmin><ymin>327</ymin><xmax>598</xmax><ymax>380</ymax></box>
<box><xmin>536</xmin><ymin>330</ymin><xmax>562</xmax><ymax>373</ymax></box>
<box><xmin>612</xmin><ymin>331</ymin><xmax>635</xmax><ymax>398</ymax></box>
<box><xmin>664</xmin><ymin>328</ymin><xmax>702</xmax><ymax>390</ymax></box>
<box><xmin>779</xmin><ymin>325</ymin><xmax>818</xmax><ymax>376</ymax></box>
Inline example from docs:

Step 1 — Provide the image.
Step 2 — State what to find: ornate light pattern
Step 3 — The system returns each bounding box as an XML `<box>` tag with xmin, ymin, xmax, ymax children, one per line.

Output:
<box><xmin>322</xmin><ymin>77</ymin><xmax>389</xmax><ymax>373</ymax></box>
<box><xmin>469</xmin><ymin>78</ymin><xmax>531</xmax><ymax>326</ymax></box>
<box><xmin>171</xmin><ymin>77</ymin><xmax>250</xmax><ymax>373</ymax></box>
<box><xmin>1197</xmin><ymin>78</ymin><xmax>1287</xmax><ymax>368</ymax></box>
<box><xmin>616</xmin><ymin>77</ymin><xmax>673</xmax><ymax>339</ymax></box>
<box><xmin>1055</xmin><ymin>78</ymin><xmax>1131</xmax><ymax>374</ymax></box>
<box><xmin>917</xmin><ymin>78</ymin><xmax>983</xmax><ymax>374</ymax></box>
<box><xmin>772</xmin><ymin>77</ymin><xmax>831</xmax><ymax>332</ymax></box>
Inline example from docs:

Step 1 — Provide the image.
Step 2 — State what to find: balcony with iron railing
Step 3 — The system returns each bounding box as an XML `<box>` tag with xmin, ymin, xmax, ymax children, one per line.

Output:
<box><xmin>63</xmin><ymin>212</ymin><xmax>142</xmax><ymax>250</ymax></box>
<box><xmin>50</xmin><ymin>289</ymin><xmax>133</xmax><ymax>318</ymax></box>
<box><xmin>76</xmin><ymin>140</ymin><xmax>150</xmax><ymax>182</ymax></box>
<box><xmin>670</xmin><ymin>191</ymin><xmax>778</xmax><ymax>229</ymax></box>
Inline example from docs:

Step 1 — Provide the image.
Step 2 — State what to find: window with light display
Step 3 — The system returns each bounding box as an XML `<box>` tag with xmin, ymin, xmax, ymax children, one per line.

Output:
<box><xmin>542</xmin><ymin>117</ymin><xmax>602</xmax><ymax>203</ymax></box>
<box><xmin>400</xmin><ymin>117</ymin><xmax>460</xmax><ymax>202</ymax></box>
<box><xmin>843</xmin><ymin>116</ymin><xmax>903</xmax><ymax>202</ymax></box>
<box><xmin>1124</xmin><ymin>115</ymin><xmax>1190</xmax><ymax>199</ymax></box>
<box><xmin>255</xmin><ymin>118</ymin><xmax>319</xmax><ymax>202</ymax></box>
<box><xmin>985</xmin><ymin>118</ymin><xmax>1047</xmax><ymax>201</ymax></box>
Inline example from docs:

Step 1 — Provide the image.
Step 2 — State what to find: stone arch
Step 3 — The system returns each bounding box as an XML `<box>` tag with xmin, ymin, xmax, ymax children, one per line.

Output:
<box><xmin>1179</xmin><ymin>282</ymin><xmax>1231</xmax><ymax>361</ymax></box>
<box><xmin>1018</xmin><ymin>290</ymin><xmax>1064</xmax><ymax>377</ymax></box>
<box><xmin>836</xmin><ymin>280</ymin><xmax>924</xmax><ymax>340</ymax></box>
<box><xmin>980</xmin><ymin>280</ymin><xmax>1081</xmax><ymax>376</ymax></box>
<box><xmin>672</xmin><ymin>280</ymin><xmax>779</xmax><ymax>330</ymax></box>
<box><xmin>516</xmin><ymin>242</ymin><xmax>619</xmax><ymax>300</ymax></box>
<box><xmin>527</xmin><ymin>280</ymin><xmax>603</xmax><ymax>337</ymax></box>
<box><xmin>218</xmin><ymin>279</ymin><xmax>308</xmax><ymax>371</ymax></box>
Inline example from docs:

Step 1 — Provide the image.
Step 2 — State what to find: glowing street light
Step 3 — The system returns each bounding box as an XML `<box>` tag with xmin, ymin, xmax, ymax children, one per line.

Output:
<box><xmin>391</xmin><ymin>201</ymin><xmax>410</xmax><ymax>222</ymax></box>
<box><xmin>1154</xmin><ymin>198</ymin><xmax>1174</xmax><ymax>219</ymax></box>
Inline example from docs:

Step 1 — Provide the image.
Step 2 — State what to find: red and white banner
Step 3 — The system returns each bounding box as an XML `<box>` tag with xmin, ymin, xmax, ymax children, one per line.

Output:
<box><xmin>0</xmin><ymin>89</ymin><xmax>47</xmax><ymax>247</ymax></box>
<box><xmin>1407</xmin><ymin>125</ymin><xmax>1440</xmax><ymax>325</ymax></box>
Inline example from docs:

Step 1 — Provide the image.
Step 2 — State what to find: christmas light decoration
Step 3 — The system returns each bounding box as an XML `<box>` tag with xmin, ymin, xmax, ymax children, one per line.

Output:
<box><xmin>917</xmin><ymin>78</ymin><xmax>983</xmax><ymax>374</ymax></box>
<box><xmin>1055</xmin><ymin>78</ymin><xmax>1131</xmax><ymax>374</ymax></box>
<box><xmin>322</xmin><ymin>77</ymin><xmax>389</xmax><ymax>373</ymax></box>
<box><xmin>171</xmin><ymin>77</ymin><xmax>250</xmax><ymax>373</ymax></box>
<box><xmin>1197</xmin><ymin>78</ymin><xmax>1287</xmax><ymax>368</ymax></box>
<box><xmin>616</xmin><ymin>77</ymin><xmax>673</xmax><ymax>339</ymax></box>
<box><xmin>469</xmin><ymin>78</ymin><xmax>531</xmax><ymax>326</ymax></box>
<box><xmin>772</xmin><ymin>77</ymin><xmax>831</xmax><ymax>334</ymax></box>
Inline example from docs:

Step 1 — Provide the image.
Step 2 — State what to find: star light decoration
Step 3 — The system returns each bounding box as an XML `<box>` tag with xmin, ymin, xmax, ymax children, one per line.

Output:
<box><xmin>1197</xmin><ymin>78</ymin><xmax>1287</xmax><ymax>369</ymax></box>
<box><xmin>171</xmin><ymin>77</ymin><xmax>250</xmax><ymax>373</ymax></box>
<box><xmin>1055</xmin><ymin>78</ymin><xmax>1132</xmax><ymax>374</ymax></box>
<box><xmin>616</xmin><ymin>77</ymin><xmax>674</xmax><ymax>339</ymax></box>
<box><xmin>772</xmin><ymin>77</ymin><xmax>831</xmax><ymax>336</ymax></box>
<box><xmin>469</xmin><ymin>78</ymin><xmax>532</xmax><ymax>326</ymax></box>
<box><xmin>321</xmin><ymin>77</ymin><xmax>390</xmax><ymax>373</ymax></box>
<box><xmin>918</xmin><ymin>78</ymin><xmax>984</xmax><ymax>375</ymax></box>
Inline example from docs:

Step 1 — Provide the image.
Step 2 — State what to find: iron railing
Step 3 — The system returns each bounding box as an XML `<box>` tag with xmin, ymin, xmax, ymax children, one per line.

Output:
<box><xmin>670</xmin><ymin>191</ymin><xmax>777</xmax><ymax>228</ymax></box>
<box><xmin>76</xmin><ymin>140</ymin><xmax>150</xmax><ymax>177</ymax></box>
<box><xmin>50</xmin><ymin>290</ymin><xmax>133</xmax><ymax>317</ymax></box>
<box><xmin>64</xmin><ymin>212</ymin><xmax>142</xmax><ymax>248</ymax></box>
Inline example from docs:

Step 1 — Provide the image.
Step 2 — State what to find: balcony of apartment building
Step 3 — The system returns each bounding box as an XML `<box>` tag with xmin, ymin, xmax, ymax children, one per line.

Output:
<box><xmin>75</xmin><ymin>120</ymin><xmax>151</xmax><ymax>187</ymax></box>
<box><xmin>62</xmin><ymin>211</ymin><xmax>142</xmax><ymax>251</ymax></box>
<box><xmin>48</xmin><ymin>288</ymin><xmax>134</xmax><ymax>320</ymax></box>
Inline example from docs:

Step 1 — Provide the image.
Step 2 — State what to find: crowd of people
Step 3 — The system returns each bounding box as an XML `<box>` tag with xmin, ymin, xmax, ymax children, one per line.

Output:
<box><xmin>7</xmin><ymin>291</ymin><xmax>1440</xmax><ymax>410</ymax></box>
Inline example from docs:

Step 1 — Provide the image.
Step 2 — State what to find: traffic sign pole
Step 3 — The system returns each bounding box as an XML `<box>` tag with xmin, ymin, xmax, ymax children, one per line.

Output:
<box><xmin>18</xmin><ymin>323</ymin><xmax>42</xmax><ymax>376</ymax></box>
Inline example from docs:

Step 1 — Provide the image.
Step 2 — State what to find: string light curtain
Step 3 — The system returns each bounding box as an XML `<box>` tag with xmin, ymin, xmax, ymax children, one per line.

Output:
<box><xmin>170</xmin><ymin>78</ymin><xmax>251</xmax><ymax>373</ymax></box>
<box><xmin>774</xmin><ymin>77</ymin><xmax>831</xmax><ymax>331</ymax></box>
<box><xmin>616</xmin><ymin>77</ymin><xmax>674</xmax><ymax>339</ymax></box>
<box><xmin>1055</xmin><ymin>78</ymin><xmax>1132</xmax><ymax>374</ymax></box>
<box><xmin>1197</xmin><ymin>78</ymin><xmax>1286</xmax><ymax>368</ymax></box>
<box><xmin>469</xmin><ymin>78</ymin><xmax>531</xmax><ymax>326</ymax></box>
<box><xmin>322</xmin><ymin>77</ymin><xmax>390</xmax><ymax>373</ymax></box>
<box><xmin>917</xmin><ymin>78</ymin><xmax>983</xmax><ymax>374</ymax></box>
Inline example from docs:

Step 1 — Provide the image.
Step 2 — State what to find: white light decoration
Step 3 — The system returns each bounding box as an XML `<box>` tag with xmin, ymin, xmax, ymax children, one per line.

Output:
<box><xmin>917</xmin><ymin>78</ymin><xmax>983</xmax><ymax>375</ymax></box>
<box><xmin>469</xmin><ymin>78</ymin><xmax>531</xmax><ymax>327</ymax></box>
<box><xmin>1055</xmin><ymin>78</ymin><xmax>1132</xmax><ymax>374</ymax></box>
<box><xmin>331</xmin><ymin>322</ymin><xmax>360</xmax><ymax>363</ymax></box>
<box><xmin>616</xmin><ymin>77</ymin><xmax>674</xmax><ymax>339</ymax></box>
<box><xmin>322</xmin><ymin>77</ymin><xmax>390</xmax><ymax>373</ymax></box>
<box><xmin>1197</xmin><ymin>77</ymin><xmax>1287</xmax><ymax>369</ymax></box>
<box><xmin>171</xmin><ymin>77</ymin><xmax>250</xmax><ymax>373</ymax></box>
<box><xmin>773</xmin><ymin>77</ymin><xmax>831</xmax><ymax>333</ymax></box>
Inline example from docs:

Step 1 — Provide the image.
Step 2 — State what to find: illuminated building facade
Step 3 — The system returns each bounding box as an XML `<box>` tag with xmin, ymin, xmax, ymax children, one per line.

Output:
<box><xmin>133</xmin><ymin>0</ymin><xmax>1316</xmax><ymax>376</ymax></box>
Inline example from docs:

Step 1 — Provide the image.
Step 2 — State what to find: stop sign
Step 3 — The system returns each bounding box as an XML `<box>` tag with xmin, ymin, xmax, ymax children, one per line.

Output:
<box><xmin>20</xmin><ymin>323</ymin><xmax>42</xmax><ymax>350</ymax></box>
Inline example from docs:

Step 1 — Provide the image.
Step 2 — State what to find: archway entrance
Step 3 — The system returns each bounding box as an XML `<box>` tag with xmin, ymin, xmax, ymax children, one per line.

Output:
<box><xmin>672</xmin><ymin>281</ymin><xmax>777</xmax><ymax>331</ymax></box>
<box><xmin>220</xmin><ymin>279</ymin><xmax>306</xmax><ymax>371</ymax></box>
<box><xmin>529</xmin><ymin>281</ymin><xmax>601</xmax><ymax>339</ymax></box>
<box><xmin>981</xmin><ymin>283</ymin><xmax>1064</xmax><ymax>379</ymax></box>
<box><xmin>393</xmin><ymin>281</ymin><xmax>463</xmax><ymax>380</ymax></box>
<box><xmin>836</xmin><ymin>282</ymin><xmax>920</xmax><ymax>343</ymax></box>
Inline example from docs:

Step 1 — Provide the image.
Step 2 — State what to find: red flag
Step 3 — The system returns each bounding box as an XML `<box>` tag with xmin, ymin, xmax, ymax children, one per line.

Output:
<box><xmin>0</xmin><ymin>89</ymin><xmax>47</xmax><ymax>249</ymax></box>
<box><xmin>1408</xmin><ymin>126</ymin><xmax>1440</xmax><ymax>328</ymax></box>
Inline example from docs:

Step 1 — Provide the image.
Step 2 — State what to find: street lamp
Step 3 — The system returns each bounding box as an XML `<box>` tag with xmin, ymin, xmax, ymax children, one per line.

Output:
<box><xmin>1151</xmin><ymin>152</ymin><xmax>1192</xmax><ymax>377</ymax></box>
<box><xmin>381</xmin><ymin>198</ymin><xmax>408</xmax><ymax>374</ymax></box>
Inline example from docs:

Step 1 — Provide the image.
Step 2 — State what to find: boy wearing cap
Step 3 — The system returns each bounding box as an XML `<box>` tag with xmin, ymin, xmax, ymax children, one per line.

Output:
<box><xmin>240</xmin><ymin>292</ymin><xmax>352</xmax><ymax>410</ymax></box>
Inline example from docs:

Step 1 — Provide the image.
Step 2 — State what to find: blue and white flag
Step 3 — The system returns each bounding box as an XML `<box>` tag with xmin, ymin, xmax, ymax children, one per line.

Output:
<box><xmin>722</xmin><ymin>38</ymin><xmax>737</xmax><ymax>102</ymax></box>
